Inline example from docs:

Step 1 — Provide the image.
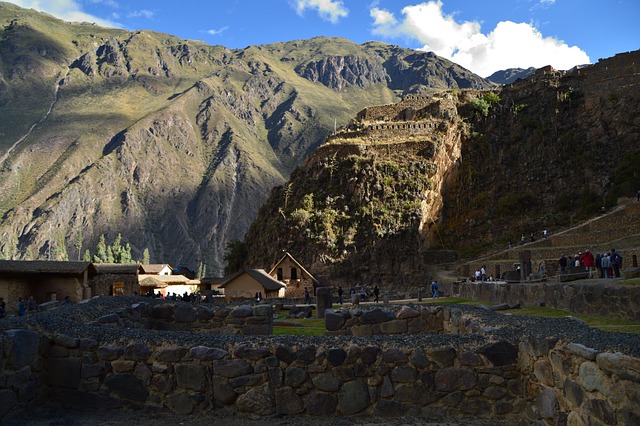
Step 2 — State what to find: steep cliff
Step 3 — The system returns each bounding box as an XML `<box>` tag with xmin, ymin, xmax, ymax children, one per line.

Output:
<box><xmin>244</xmin><ymin>51</ymin><xmax>640</xmax><ymax>286</ymax></box>
<box><xmin>0</xmin><ymin>3</ymin><xmax>494</xmax><ymax>273</ymax></box>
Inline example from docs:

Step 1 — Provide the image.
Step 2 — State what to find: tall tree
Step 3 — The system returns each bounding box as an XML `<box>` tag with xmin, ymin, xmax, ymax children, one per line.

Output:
<box><xmin>142</xmin><ymin>247</ymin><xmax>150</xmax><ymax>264</ymax></box>
<box><xmin>223</xmin><ymin>240</ymin><xmax>247</xmax><ymax>275</ymax></box>
<box><xmin>74</xmin><ymin>231</ymin><xmax>83</xmax><ymax>261</ymax></box>
<box><xmin>92</xmin><ymin>234</ymin><xmax>107</xmax><ymax>263</ymax></box>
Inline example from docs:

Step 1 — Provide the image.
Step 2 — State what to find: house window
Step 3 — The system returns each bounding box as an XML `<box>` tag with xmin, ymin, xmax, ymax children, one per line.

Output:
<box><xmin>277</xmin><ymin>268</ymin><xmax>283</xmax><ymax>280</ymax></box>
<box><xmin>291</xmin><ymin>267</ymin><xmax>298</xmax><ymax>280</ymax></box>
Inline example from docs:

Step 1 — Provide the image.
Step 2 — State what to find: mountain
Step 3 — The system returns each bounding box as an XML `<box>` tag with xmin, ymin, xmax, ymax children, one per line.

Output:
<box><xmin>486</xmin><ymin>67</ymin><xmax>536</xmax><ymax>85</ymax></box>
<box><xmin>243</xmin><ymin>52</ymin><xmax>640</xmax><ymax>287</ymax></box>
<box><xmin>0</xmin><ymin>2</ymin><xmax>494</xmax><ymax>274</ymax></box>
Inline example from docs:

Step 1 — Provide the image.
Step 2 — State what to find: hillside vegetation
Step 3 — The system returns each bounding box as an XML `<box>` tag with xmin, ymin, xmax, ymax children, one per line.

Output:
<box><xmin>0</xmin><ymin>2</ymin><xmax>493</xmax><ymax>273</ymax></box>
<box><xmin>244</xmin><ymin>52</ymin><xmax>640</xmax><ymax>287</ymax></box>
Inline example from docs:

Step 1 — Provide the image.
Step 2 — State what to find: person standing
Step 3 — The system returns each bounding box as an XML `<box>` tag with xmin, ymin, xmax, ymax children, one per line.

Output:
<box><xmin>558</xmin><ymin>254</ymin><xmax>567</xmax><ymax>272</ymax></box>
<box><xmin>304</xmin><ymin>287</ymin><xmax>310</xmax><ymax>304</ymax></box>
<box><xmin>337</xmin><ymin>286</ymin><xmax>343</xmax><ymax>304</ymax></box>
<box><xmin>610</xmin><ymin>249</ymin><xmax>622</xmax><ymax>278</ymax></box>
<box><xmin>583</xmin><ymin>249</ymin><xmax>595</xmax><ymax>278</ymax></box>
<box><xmin>27</xmin><ymin>296</ymin><xmax>38</xmax><ymax>315</ymax></box>
<box><xmin>373</xmin><ymin>285</ymin><xmax>380</xmax><ymax>303</ymax></box>
<box><xmin>601</xmin><ymin>253</ymin><xmax>611</xmax><ymax>278</ymax></box>
<box><xmin>431</xmin><ymin>281</ymin><xmax>439</xmax><ymax>299</ymax></box>
<box><xmin>18</xmin><ymin>297</ymin><xmax>26</xmax><ymax>317</ymax></box>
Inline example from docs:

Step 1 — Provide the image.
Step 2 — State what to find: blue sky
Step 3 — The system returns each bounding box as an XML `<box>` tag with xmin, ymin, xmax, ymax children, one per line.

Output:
<box><xmin>7</xmin><ymin>0</ymin><xmax>639</xmax><ymax>77</ymax></box>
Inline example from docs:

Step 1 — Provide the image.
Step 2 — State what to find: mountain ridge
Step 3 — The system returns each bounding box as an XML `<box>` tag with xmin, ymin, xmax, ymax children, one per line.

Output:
<box><xmin>0</xmin><ymin>2</ymin><xmax>495</xmax><ymax>273</ymax></box>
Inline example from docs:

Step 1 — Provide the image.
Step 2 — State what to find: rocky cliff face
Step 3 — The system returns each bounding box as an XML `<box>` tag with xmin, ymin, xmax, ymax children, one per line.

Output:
<box><xmin>244</xmin><ymin>51</ymin><xmax>640</xmax><ymax>286</ymax></box>
<box><xmin>0</xmin><ymin>3</ymin><xmax>494</xmax><ymax>273</ymax></box>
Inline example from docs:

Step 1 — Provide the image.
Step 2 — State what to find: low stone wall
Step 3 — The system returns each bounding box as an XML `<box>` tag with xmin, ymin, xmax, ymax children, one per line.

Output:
<box><xmin>325</xmin><ymin>305</ymin><xmax>476</xmax><ymax>336</ymax></box>
<box><xmin>440</xmin><ymin>281</ymin><xmax>640</xmax><ymax>321</ymax></box>
<box><xmin>1</xmin><ymin>298</ymin><xmax>639</xmax><ymax>424</ymax></box>
<box><xmin>2</xmin><ymin>327</ymin><xmax>638</xmax><ymax>424</ymax></box>
<box><xmin>93</xmin><ymin>302</ymin><xmax>274</xmax><ymax>335</ymax></box>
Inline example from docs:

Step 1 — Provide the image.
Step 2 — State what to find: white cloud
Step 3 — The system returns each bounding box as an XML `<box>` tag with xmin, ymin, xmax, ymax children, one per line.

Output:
<box><xmin>8</xmin><ymin>0</ymin><xmax>121</xmax><ymax>27</ymax></box>
<box><xmin>293</xmin><ymin>0</ymin><xmax>348</xmax><ymax>24</ymax></box>
<box><xmin>127</xmin><ymin>9</ymin><xmax>153</xmax><ymax>19</ymax></box>
<box><xmin>206</xmin><ymin>26</ymin><xmax>229</xmax><ymax>36</ymax></box>
<box><xmin>370</xmin><ymin>1</ymin><xmax>590</xmax><ymax>77</ymax></box>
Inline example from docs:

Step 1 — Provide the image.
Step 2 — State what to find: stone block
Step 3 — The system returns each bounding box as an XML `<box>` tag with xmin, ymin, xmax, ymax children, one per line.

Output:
<box><xmin>326</xmin><ymin>348</ymin><xmax>347</xmax><ymax>366</ymax></box>
<box><xmin>567</xmin><ymin>343</ymin><xmax>598</xmax><ymax>360</ymax></box>
<box><xmin>534</xmin><ymin>360</ymin><xmax>554</xmax><ymax>386</ymax></box>
<box><xmin>375</xmin><ymin>399</ymin><xmax>405</xmax><ymax>416</ymax></box>
<box><xmin>427</xmin><ymin>348</ymin><xmax>456</xmax><ymax>367</ymax></box>
<box><xmin>295</xmin><ymin>345</ymin><xmax>317</xmax><ymax>363</ymax></box>
<box><xmin>104</xmin><ymin>373</ymin><xmax>148</xmax><ymax>402</ymax></box>
<box><xmin>435</xmin><ymin>367</ymin><xmax>477</xmax><ymax>392</ymax></box>
<box><xmin>380</xmin><ymin>320</ymin><xmax>408</xmax><ymax>334</ymax></box>
<box><xmin>325</xmin><ymin>310</ymin><xmax>346</xmax><ymax>331</ymax></box>
<box><xmin>189</xmin><ymin>346</ymin><xmax>228</xmax><ymax>360</ymax></box>
<box><xmin>47</xmin><ymin>357</ymin><xmax>81</xmax><ymax>389</ymax></box>
<box><xmin>156</xmin><ymin>346</ymin><xmax>188</xmax><ymax>363</ymax></box>
<box><xmin>212</xmin><ymin>376</ymin><xmax>237</xmax><ymax>404</ymax></box>
<box><xmin>166</xmin><ymin>392</ymin><xmax>196</xmax><ymax>415</ymax></box>
<box><xmin>391</xmin><ymin>365</ymin><xmax>417</xmax><ymax>383</ymax></box>
<box><xmin>234</xmin><ymin>345</ymin><xmax>271</xmax><ymax>360</ymax></box>
<box><xmin>275</xmin><ymin>386</ymin><xmax>305</xmax><ymax>414</ymax></box>
<box><xmin>338</xmin><ymin>378</ymin><xmax>370</xmax><ymax>415</ymax></box>
<box><xmin>312</xmin><ymin>373</ymin><xmax>340</xmax><ymax>392</ymax></box>
<box><xmin>382</xmin><ymin>348</ymin><xmax>407</xmax><ymax>364</ymax></box>
<box><xmin>151</xmin><ymin>304</ymin><xmax>174</xmax><ymax>319</ymax></box>
<box><xmin>535</xmin><ymin>386</ymin><xmax>558</xmax><ymax>419</ymax></box>
<box><xmin>477</xmin><ymin>341</ymin><xmax>518</xmax><ymax>366</ymax></box>
<box><xmin>54</xmin><ymin>334</ymin><xmax>79</xmax><ymax>349</ymax></box>
<box><xmin>460</xmin><ymin>397</ymin><xmax>491</xmax><ymax>416</ymax></box>
<box><xmin>4</xmin><ymin>329</ymin><xmax>39</xmax><ymax>369</ymax></box>
<box><xmin>284</xmin><ymin>367</ymin><xmax>308</xmax><ymax>387</ymax></box>
<box><xmin>124</xmin><ymin>342</ymin><xmax>150</xmax><ymax>361</ymax></box>
<box><xmin>305</xmin><ymin>390</ymin><xmax>337</xmax><ymax>416</ymax></box>
<box><xmin>394</xmin><ymin>383</ymin><xmax>429</xmax><ymax>405</ymax></box>
<box><xmin>241</xmin><ymin>324</ymin><xmax>271</xmax><ymax>335</ymax></box>
<box><xmin>173</xmin><ymin>304</ymin><xmax>197</xmax><ymax>322</ymax></box>
<box><xmin>175</xmin><ymin>364</ymin><xmax>206</xmax><ymax>391</ymax></box>
<box><xmin>596</xmin><ymin>352</ymin><xmax>640</xmax><ymax>382</ymax></box>
<box><xmin>213</xmin><ymin>360</ymin><xmax>253</xmax><ymax>378</ymax></box>
<box><xmin>229</xmin><ymin>374</ymin><xmax>262</xmax><ymax>388</ymax></box>
<box><xmin>361</xmin><ymin>308</ymin><xmax>394</xmax><ymax>324</ymax></box>
<box><xmin>231</xmin><ymin>305</ymin><xmax>254</xmax><ymax>318</ymax></box>
<box><xmin>111</xmin><ymin>360</ymin><xmax>135</xmax><ymax>373</ymax></box>
<box><xmin>236</xmin><ymin>383</ymin><xmax>275</xmax><ymax>415</ymax></box>
<box><xmin>397</xmin><ymin>306</ymin><xmax>420</xmax><ymax>319</ymax></box>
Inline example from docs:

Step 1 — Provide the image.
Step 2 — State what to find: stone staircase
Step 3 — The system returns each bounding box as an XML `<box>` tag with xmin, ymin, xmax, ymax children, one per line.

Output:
<box><xmin>457</xmin><ymin>199</ymin><xmax>640</xmax><ymax>279</ymax></box>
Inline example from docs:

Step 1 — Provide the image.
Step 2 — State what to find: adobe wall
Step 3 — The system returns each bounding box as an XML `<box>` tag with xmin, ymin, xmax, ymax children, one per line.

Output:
<box><xmin>2</xmin><ymin>321</ymin><xmax>638</xmax><ymax>424</ymax></box>
<box><xmin>439</xmin><ymin>281</ymin><xmax>640</xmax><ymax>321</ymax></box>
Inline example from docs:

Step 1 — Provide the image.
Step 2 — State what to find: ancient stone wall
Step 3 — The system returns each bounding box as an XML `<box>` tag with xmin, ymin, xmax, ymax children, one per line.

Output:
<box><xmin>325</xmin><ymin>305</ymin><xmax>472</xmax><ymax>336</ymax></box>
<box><xmin>2</xmin><ymin>324</ymin><xmax>638</xmax><ymax>423</ymax></box>
<box><xmin>91</xmin><ymin>302</ymin><xmax>274</xmax><ymax>335</ymax></box>
<box><xmin>439</xmin><ymin>281</ymin><xmax>640</xmax><ymax>321</ymax></box>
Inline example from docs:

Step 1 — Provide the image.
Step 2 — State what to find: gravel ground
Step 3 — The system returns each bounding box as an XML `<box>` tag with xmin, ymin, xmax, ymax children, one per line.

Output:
<box><xmin>9</xmin><ymin>406</ymin><xmax>511</xmax><ymax>426</ymax></box>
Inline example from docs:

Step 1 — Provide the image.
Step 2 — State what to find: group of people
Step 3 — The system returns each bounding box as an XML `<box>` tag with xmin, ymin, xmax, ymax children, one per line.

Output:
<box><xmin>558</xmin><ymin>249</ymin><xmax>623</xmax><ymax>278</ymax></box>
<box><xmin>336</xmin><ymin>285</ymin><xmax>380</xmax><ymax>303</ymax></box>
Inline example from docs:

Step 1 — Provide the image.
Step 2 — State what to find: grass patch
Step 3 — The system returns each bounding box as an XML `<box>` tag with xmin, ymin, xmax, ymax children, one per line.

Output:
<box><xmin>620</xmin><ymin>279</ymin><xmax>640</xmax><ymax>286</ymax></box>
<box><xmin>500</xmin><ymin>306</ymin><xmax>640</xmax><ymax>334</ymax></box>
<box><xmin>273</xmin><ymin>317</ymin><xmax>325</xmax><ymax>336</ymax></box>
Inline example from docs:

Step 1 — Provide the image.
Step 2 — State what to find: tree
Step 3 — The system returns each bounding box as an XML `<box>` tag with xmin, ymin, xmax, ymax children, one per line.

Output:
<box><xmin>106</xmin><ymin>246</ymin><xmax>114</xmax><ymax>263</ymax></box>
<box><xmin>121</xmin><ymin>243</ymin><xmax>133</xmax><ymax>264</ymax></box>
<box><xmin>74</xmin><ymin>231</ymin><xmax>83</xmax><ymax>261</ymax></box>
<box><xmin>111</xmin><ymin>233</ymin><xmax>122</xmax><ymax>263</ymax></box>
<box><xmin>142</xmin><ymin>247</ymin><xmax>150</xmax><ymax>264</ymax></box>
<box><xmin>92</xmin><ymin>234</ymin><xmax>107</xmax><ymax>263</ymax></box>
<box><xmin>223</xmin><ymin>240</ymin><xmax>247</xmax><ymax>275</ymax></box>
<box><xmin>83</xmin><ymin>249</ymin><xmax>91</xmax><ymax>262</ymax></box>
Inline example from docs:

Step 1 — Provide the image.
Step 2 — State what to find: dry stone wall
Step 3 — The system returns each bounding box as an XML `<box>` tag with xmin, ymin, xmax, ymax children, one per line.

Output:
<box><xmin>439</xmin><ymin>281</ymin><xmax>640</xmax><ymax>321</ymax></box>
<box><xmin>1</xmin><ymin>300</ymin><xmax>639</xmax><ymax>424</ymax></box>
<box><xmin>93</xmin><ymin>302</ymin><xmax>274</xmax><ymax>335</ymax></box>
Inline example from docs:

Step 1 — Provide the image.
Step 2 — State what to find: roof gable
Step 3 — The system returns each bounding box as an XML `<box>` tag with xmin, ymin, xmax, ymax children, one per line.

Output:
<box><xmin>268</xmin><ymin>252</ymin><xmax>317</xmax><ymax>283</ymax></box>
<box><xmin>221</xmin><ymin>269</ymin><xmax>285</xmax><ymax>291</ymax></box>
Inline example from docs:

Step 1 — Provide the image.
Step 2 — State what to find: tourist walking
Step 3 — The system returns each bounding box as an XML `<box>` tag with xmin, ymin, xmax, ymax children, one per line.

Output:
<box><xmin>583</xmin><ymin>249</ymin><xmax>595</xmax><ymax>278</ymax></box>
<box><xmin>337</xmin><ymin>286</ymin><xmax>343</xmax><ymax>304</ymax></box>
<box><xmin>18</xmin><ymin>297</ymin><xmax>26</xmax><ymax>317</ymax></box>
<box><xmin>558</xmin><ymin>254</ymin><xmax>567</xmax><ymax>272</ymax></box>
<box><xmin>610</xmin><ymin>249</ymin><xmax>623</xmax><ymax>278</ymax></box>
<box><xmin>601</xmin><ymin>253</ymin><xmax>611</xmax><ymax>278</ymax></box>
<box><xmin>431</xmin><ymin>281</ymin><xmax>439</xmax><ymax>299</ymax></box>
<box><xmin>304</xmin><ymin>287</ymin><xmax>310</xmax><ymax>304</ymax></box>
<box><xmin>27</xmin><ymin>296</ymin><xmax>38</xmax><ymax>315</ymax></box>
<box><xmin>373</xmin><ymin>285</ymin><xmax>380</xmax><ymax>303</ymax></box>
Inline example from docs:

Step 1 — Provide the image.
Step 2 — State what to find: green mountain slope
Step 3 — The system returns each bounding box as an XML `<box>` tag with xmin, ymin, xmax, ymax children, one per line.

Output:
<box><xmin>0</xmin><ymin>2</ymin><xmax>494</xmax><ymax>273</ymax></box>
<box><xmin>244</xmin><ymin>51</ymin><xmax>640</xmax><ymax>287</ymax></box>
